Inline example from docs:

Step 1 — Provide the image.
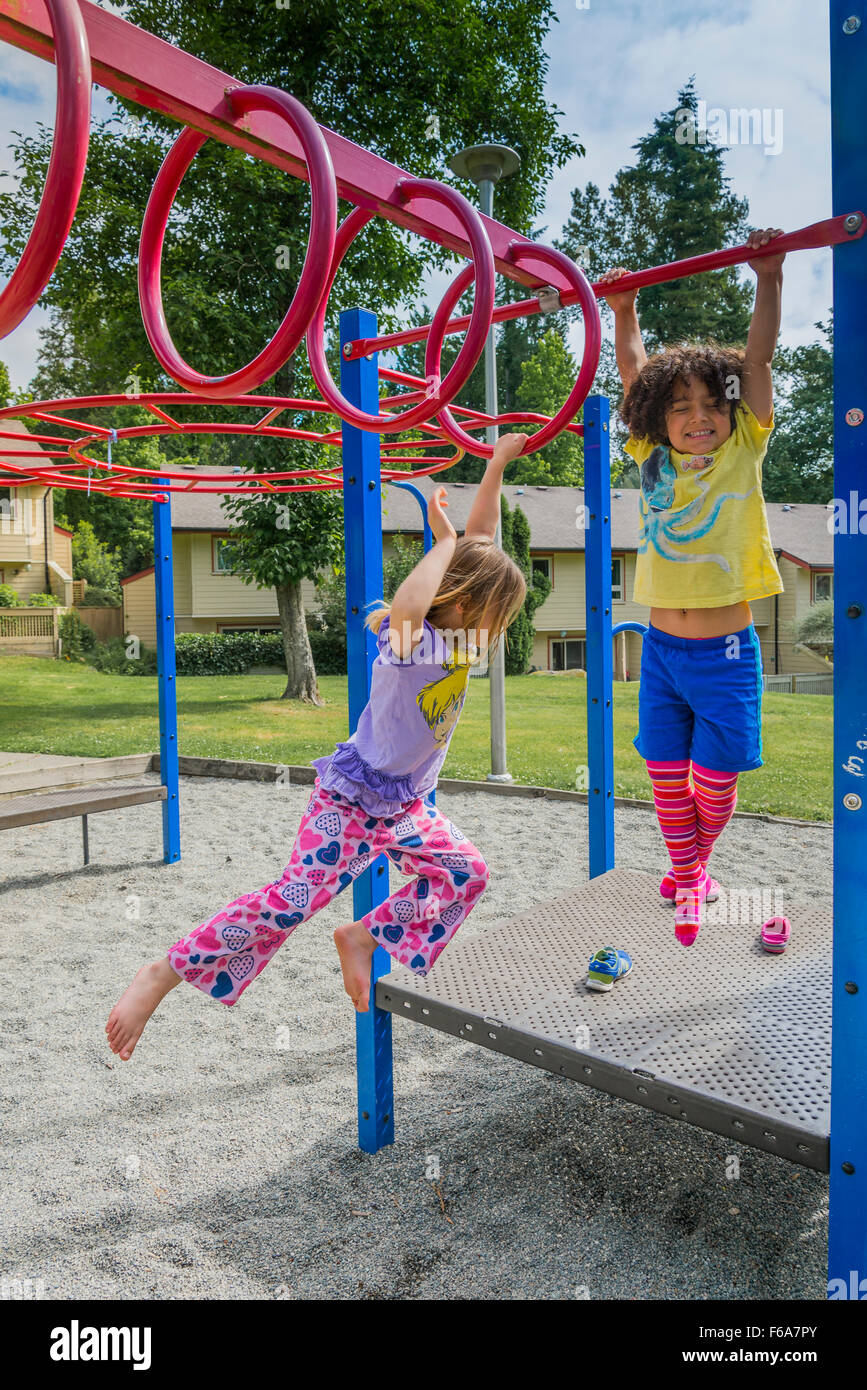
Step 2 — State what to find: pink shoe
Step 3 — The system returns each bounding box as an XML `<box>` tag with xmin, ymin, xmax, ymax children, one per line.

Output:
<box><xmin>661</xmin><ymin>870</ymin><xmax>720</xmax><ymax>904</ymax></box>
<box><xmin>761</xmin><ymin>916</ymin><xmax>791</xmax><ymax>954</ymax></box>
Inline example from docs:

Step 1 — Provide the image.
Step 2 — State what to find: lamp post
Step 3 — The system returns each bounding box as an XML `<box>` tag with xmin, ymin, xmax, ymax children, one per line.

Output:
<box><xmin>449</xmin><ymin>143</ymin><xmax>520</xmax><ymax>783</ymax></box>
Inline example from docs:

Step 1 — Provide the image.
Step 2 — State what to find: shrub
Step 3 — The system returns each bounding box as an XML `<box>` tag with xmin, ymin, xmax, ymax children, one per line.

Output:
<box><xmin>59</xmin><ymin>609</ymin><xmax>97</xmax><ymax>661</ymax></box>
<box><xmin>0</xmin><ymin>583</ymin><xmax>22</xmax><ymax>608</ymax></box>
<box><xmin>173</xmin><ymin>631</ymin><xmax>285</xmax><ymax>676</ymax></box>
<box><xmin>26</xmin><ymin>591</ymin><xmax>61</xmax><ymax>607</ymax></box>
<box><xmin>383</xmin><ymin>534</ymin><xmax>424</xmax><ymax>600</ymax></box>
<box><xmin>77</xmin><ymin>586</ymin><xmax>122</xmax><ymax>608</ymax></box>
<box><xmin>89</xmin><ymin>635</ymin><xmax>158</xmax><ymax>675</ymax></box>
<box><xmin>792</xmin><ymin>597</ymin><xmax>833</xmax><ymax>660</ymax></box>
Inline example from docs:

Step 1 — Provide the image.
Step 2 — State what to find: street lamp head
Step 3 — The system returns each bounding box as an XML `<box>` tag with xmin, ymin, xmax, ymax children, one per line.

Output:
<box><xmin>449</xmin><ymin>143</ymin><xmax>521</xmax><ymax>185</ymax></box>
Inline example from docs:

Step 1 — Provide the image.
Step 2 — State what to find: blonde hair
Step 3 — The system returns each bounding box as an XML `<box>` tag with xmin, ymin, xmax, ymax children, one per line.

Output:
<box><xmin>364</xmin><ymin>536</ymin><xmax>527</xmax><ymax>653</ymax></box>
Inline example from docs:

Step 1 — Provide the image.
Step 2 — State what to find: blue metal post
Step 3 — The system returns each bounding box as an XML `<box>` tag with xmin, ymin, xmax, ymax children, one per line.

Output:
<box><xmin>828</xmin><ymin>0</ymin><xmax>867</xmax><ymax>1296</ymax></box>
<box><xmin>340</xmin><ymin>307</ymin><xmax>394</xmax><ymax>1154</ymax></box>
<box><xmin>152</xmin><ymin>483</ymin><xmax>180</xmax><ymax>862</ymax></box>
<box><xmin>583</xmin><ymin>395</ymin><xmax>615</xmax><ymax>878</ymax></box>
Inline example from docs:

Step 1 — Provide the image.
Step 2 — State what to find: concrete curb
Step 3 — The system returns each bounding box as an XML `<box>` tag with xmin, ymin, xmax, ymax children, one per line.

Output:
<box><xmin>149</xmin><ymin>754</ymin><xmax>832</xmax><ymax>831</ymax></box>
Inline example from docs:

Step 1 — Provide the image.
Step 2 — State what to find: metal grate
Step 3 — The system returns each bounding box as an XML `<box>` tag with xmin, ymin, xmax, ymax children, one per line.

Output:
<box><xmin>377</xmin><ymin>867</ymin><xmax>831</xmax><ymax>1170</ymax></box>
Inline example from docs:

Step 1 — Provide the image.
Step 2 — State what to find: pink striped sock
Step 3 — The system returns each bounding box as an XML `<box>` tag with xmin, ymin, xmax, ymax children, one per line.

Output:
<box><xmin>646</xmin><ymin>759</ymin><xmax>703</xmax><ymax>896</ymax></box>
<box><xmin>692</xmin><ymin>763</ymin><xmax>739</xmax><ymax>867</ymax></box>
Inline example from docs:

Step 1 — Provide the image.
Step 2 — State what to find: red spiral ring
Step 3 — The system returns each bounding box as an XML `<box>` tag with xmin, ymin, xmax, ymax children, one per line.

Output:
<box><xmin>0</xmin><ymin>0</ymin><xmax>90</xmax><ymax>340</ymax></box>
<box><xmin>430</xmin><ymin>239</ymin><xmax>602</xmax><ymax>456</ymax></box>
<box><xmin>138</xmin><ymin>84</ymin><xmax>337</xmax><ymax>398</ymax></box>
<box><xmin>306</xmin><ymin>178</ymin><xmax>495</xmax><ymax>433</ymax></box>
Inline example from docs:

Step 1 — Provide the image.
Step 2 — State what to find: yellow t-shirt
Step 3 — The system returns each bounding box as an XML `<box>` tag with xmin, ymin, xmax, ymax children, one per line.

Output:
<box><xmin>624</xmin><ymin>401</ymin><xmax>785</xmax><ymax>609</ymax></box>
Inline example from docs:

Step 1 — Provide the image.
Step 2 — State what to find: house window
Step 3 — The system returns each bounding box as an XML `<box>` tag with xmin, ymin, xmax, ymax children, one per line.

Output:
<box><xmin>612</xmin><ymin>555</ymin><xmax>624</xmax><ymax>601</ymax></box>
<box><xmin>0</xmin><ymin>487</ymin><xmax>12</xmax><ymax>524</ymax></box>
<box><xmin>551</xmin><ymin>638</ymin><xmax>586</xmax><ymax>671</ymax></box>
<box><xmin>812</xmin><ymin>571</ymin><xmax>833</xmax><ymax>603</ymax></box>
<box><xmin>212</xmin><ymin>536</ymin><xmax>237</xmax><ymax>574</ymax></box>
<box><xmin>532</xmin><ymin>555</ymin><xmax>553</xmax><ymax>585</ymax></box>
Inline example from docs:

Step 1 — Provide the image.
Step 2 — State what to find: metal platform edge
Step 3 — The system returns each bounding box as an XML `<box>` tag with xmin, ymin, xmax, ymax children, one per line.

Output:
<box><xmin>376</xmin><ymin>976</ymin><xmax>829</xmax><ymax>1172</ymax></box>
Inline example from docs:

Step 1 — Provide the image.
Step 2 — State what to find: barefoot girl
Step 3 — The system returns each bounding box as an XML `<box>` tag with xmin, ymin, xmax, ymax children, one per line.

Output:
<box><xmin>106</xmin><ymin>434</ymin><xmax>528</xmax><ymax>1058</ymax></box>
<box><xmin>600</xmin><ymin>229</ymin><xmax>786</xmax><ymax>946</ymax></box>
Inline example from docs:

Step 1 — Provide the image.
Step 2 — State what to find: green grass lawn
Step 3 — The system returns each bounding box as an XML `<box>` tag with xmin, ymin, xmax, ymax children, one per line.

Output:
<box><xmin>0</xmin><ymin>655</ymin><xmax>833</xmax><ymax>820</ymax></box>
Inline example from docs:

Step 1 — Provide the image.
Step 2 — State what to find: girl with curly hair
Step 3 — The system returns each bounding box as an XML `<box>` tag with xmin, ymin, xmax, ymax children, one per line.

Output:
<box><xmin>599</xmin><ymin>229</ymin><xmax>786</xmax><ymax>946</ymax></box>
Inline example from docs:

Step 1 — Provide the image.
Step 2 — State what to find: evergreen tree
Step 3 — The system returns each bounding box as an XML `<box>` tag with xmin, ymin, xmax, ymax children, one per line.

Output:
<box><xmin>763</xmin><ymin>318</ymin><xmax>833</xmax><ymax>503</ymax></box>
<box><xmin>513</xmin><ymin>328</ymin><xmax>584</xmax><ymax>484</ymax></box>
<box><xmin>558</xmin><ymin>81</ymin><xmax>753</xmax><ymax>354</ymax></box>
<box><xmin>70</xmin><ymin>520</ymin><xmax>123</xmax><ymax>593</ymax></box>
<box><xmin>500</xmin><ymin>494</ymin><xmax>550</xmax><ymax>675</ymax></box>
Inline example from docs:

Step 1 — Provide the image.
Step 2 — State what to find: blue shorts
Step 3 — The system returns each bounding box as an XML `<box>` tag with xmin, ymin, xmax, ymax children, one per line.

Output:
<box><xmin>633</xmin><ymin>623</ymin><xmax>764</xmax><ymax>773</ymax></box>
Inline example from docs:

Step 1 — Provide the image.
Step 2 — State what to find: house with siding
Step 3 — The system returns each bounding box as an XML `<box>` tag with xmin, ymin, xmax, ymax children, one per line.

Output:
<box><xmin>0</xmin><ymin>418</ymin><xmax>76</xmax><ymax>607</ymax></box>
<box><xmin>120</xmin><ymin>467</ymin><xmax>834</xmax><ymax>678</ymax></box>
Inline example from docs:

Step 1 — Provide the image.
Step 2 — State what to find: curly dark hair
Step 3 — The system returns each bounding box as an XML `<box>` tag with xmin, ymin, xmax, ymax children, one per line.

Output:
<box><xmin>619</xmin><ymin>343</ymin><xmax>747</xmax><ymax>445</ymax></box>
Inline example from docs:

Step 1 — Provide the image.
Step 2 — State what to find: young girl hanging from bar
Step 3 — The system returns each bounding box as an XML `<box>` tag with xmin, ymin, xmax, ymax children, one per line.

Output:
<box><xmin>600</xmin><ymin>228</ymin><xmax>787</xmax><ymax>946</ymax></box>
<box><xmin>106</xmin><ymin>433</ymin><xmax>528</xmax><ymax>1058</ymax></box>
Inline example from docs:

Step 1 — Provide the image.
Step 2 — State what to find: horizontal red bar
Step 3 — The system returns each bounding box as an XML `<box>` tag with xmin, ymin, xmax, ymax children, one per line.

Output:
<box><xmin>346</xmin><ymin>213</ymin><xmax>866</xmax><ymax>358</ymax></box>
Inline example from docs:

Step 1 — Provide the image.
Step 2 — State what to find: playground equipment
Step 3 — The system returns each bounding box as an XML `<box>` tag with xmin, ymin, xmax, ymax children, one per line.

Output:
<box><xmin>0</xmin><ymin>391</ymin><xmax>471</xmax><ymax>498</ymax></box>
<box><xmin>0</xmin><ymin>0</ymin><xmax>863</xmax><ymax>1295</ymax></box>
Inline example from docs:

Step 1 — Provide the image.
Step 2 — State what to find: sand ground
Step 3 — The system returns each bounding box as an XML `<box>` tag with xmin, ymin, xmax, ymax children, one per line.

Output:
<box><xmin>0</xmin><ymin>773</ymin><xmax>831</xmax><ymax>1300</ymax></box>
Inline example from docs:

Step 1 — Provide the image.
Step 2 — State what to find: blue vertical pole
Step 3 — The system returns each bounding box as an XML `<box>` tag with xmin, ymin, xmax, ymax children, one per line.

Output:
<box><xmin>340</xmin><ymin>307</ymin><xmax>394</xmax><ymax>1154</ymax></box>
<box><xmin>828</xmin><ymin>0</ymin><xmax>867</xmax><ymax>1296</ymax></box>
<box><xmin>152</xmin><ymin>483</ymin><xmax>180</xmax><ymax>862</ymax></box>
<box><xmin>583</xmin><ymin>395</ymin><xmax>614</xmax><ymax>878</ymax></box>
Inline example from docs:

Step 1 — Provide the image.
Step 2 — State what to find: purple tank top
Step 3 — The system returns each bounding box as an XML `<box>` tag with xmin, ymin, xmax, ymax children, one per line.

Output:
<box><xmin>310</xmin><ymin>615</ymin><xmax>476</xmax><ymax>816</ymax></box>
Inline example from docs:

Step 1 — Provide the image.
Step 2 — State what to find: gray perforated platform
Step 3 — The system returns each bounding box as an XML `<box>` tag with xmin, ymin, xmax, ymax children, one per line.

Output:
<box><xmin>376</xmin><ymin>868</ymin><xmax>832</xmax><ymax>1170</ymax></box>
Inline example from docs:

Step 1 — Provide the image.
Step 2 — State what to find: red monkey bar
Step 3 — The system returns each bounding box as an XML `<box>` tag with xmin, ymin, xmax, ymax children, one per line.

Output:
<box><xmin>342</xmin><ymin>213</ymin><xmax>866</xmax><ymax>361</ymax></box>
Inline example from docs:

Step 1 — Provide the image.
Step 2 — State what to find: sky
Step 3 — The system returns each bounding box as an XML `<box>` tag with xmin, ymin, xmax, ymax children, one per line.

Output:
<box><xmin>0</xmin><ymin>0</ymin><xmax>834</xmax><ymax>393</ymax></box>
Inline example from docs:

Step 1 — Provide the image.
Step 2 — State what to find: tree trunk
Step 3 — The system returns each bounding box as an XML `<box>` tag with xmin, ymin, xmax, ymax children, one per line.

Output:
<box><xmin>276</xmin><ymin>580</ymin><xmax>322</xmax><ymax>704</ymax></box>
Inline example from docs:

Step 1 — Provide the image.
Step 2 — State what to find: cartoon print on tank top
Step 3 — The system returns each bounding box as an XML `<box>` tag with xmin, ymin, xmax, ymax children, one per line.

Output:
<box><xmin>639</xmin><ymin>444</ymin><xmax>756</xmax><ymax>574</ymax></box>
<box><xmin>417</xmin><ymin>648</ymin><xmax>475</xmax><ymax>747</ymax></box>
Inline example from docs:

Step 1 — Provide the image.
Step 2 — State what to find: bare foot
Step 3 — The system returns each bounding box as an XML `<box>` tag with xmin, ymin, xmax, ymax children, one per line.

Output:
<box><xmin>105</xmin><ymin>959</ymin><xmax>181</xmax><ymax>1060</ymax></box>
<box><xmin>333</xmin><ymin>921</ymin><xmax>377</xmax><ymax>1011</ymax></box>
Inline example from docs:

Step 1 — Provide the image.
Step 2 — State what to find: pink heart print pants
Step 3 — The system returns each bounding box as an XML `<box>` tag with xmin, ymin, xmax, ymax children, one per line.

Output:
<box><xmin>166</xmin><ymin>776</ymin><xmax>490</xmax><ymax>1006</ymax></box>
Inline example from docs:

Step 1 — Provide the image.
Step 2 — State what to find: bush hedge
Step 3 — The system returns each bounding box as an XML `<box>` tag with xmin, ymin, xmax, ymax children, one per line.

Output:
<box><xmin>73</xmin><ymin>626</ymin><xmax>345</xmax><ymax>678</ymax></box>
<box><xmin>172</xmin><ymin>631</ymin><xmax>285</xmax><ymax>675</ymax></box>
